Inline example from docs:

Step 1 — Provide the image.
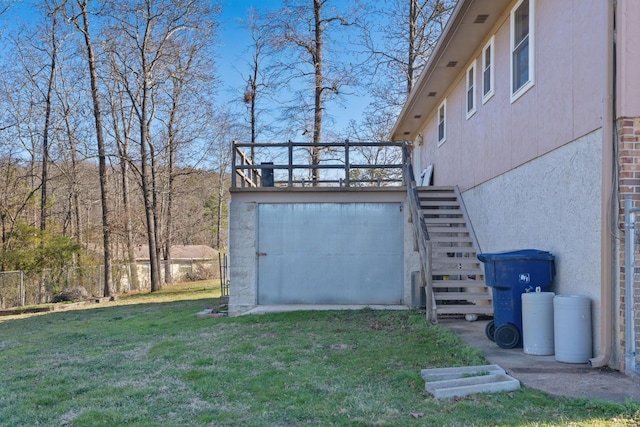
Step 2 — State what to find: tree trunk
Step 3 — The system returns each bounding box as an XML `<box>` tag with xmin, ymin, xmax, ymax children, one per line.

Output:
<box><xmin>78</xmin><ymin>0</ymin><xmax>113</xmax><ymax>297</ymax></box>
<box><xmin>163</xmin><ymin>99</ymin><xmax>177</xmax><ymax>284</ymax></box>
<box><xmin>40</xmin><ymin>2</ymin><xmax>63</xmax><ymax>235</ymax></box>
<box><xmin>140</xmin><ymin>102</ymin><xmax>161</xmax><ymax>292</ymax></box>
<box><xmin>113</xmin><ymin>98</ymin><xmax>139</xmax><ymax>290</ymax></box>
<box><xmin>148</xmin><ymin>136</ymin><xmax>163</xmax><ymax>286</ymax></box>
<box><xmin>407</xmin><ymin>0</ymin><xmax>418</xmax><ymax>94</ymax></box>
<box><xmin>312</xmin><ymin>0</ymin><xmax>323</xmax><ymax>185</ymax></box>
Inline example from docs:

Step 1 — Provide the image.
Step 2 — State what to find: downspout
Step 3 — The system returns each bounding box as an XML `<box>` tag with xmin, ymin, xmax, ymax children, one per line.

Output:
<box><xmin>590</xmin><ymin>0</ymin><xmax>616</xmax><ymax>368</ymax></box>
<box><xmin>624</xmin><ymin>197</ymin><xmax>639</xmax><ymax>373</ymax></box>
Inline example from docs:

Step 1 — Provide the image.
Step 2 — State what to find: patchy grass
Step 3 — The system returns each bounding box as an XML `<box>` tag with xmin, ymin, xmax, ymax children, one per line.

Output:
<box><xmin>0</xmin><ymin>281</ymin><xmax>638</xmax><ymax>426</ymax></box>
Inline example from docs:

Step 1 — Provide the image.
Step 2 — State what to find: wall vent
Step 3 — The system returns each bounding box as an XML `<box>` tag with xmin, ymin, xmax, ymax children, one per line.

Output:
<box><xmin>474</xmin><ymin>14</ymin><xmax>489</xmax><ymax>24</ymax></box>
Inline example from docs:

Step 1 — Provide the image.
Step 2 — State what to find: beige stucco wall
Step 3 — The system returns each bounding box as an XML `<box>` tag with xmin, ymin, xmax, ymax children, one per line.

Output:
<box><xmin>414</xmin><ymin>0</ymin><xmax>604</xmax><ymax>192</ymax></box>
<box><xmin>462</xmin><ymin>131</ymin><xmax>603</xmax><ymax>355</ymax></box>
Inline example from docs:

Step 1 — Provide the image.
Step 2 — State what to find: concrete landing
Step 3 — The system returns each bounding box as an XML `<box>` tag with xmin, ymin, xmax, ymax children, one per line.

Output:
<box><xmin>421</xmin><ymin>364</ymin><xmax>505</xmax><ymax>381</ymax></box>
<box><xmin>442</xmin><ymin>318</ymin><xmax>640</xmax><ymax>404</ymax></box>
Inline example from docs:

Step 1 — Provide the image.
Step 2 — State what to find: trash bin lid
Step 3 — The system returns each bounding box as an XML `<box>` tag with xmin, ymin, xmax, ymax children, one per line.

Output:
<box><xmin>477</xmin><ymin>249</ymin><xmax>554</xmax><ymax>263</ymax></box>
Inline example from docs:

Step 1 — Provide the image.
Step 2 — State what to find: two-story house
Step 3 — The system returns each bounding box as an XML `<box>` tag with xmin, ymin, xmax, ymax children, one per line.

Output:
<box><xmin>392</xmin><ymin>0</ymin><xmax>640</xmax><ymax>374</ymax></box>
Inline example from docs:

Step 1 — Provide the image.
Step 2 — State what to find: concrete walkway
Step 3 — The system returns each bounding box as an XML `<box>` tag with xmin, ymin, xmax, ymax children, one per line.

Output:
<box><xmin>441</xmin><ymin>318</ymin><xmax>640</xmax><ymax>404</ymax></box>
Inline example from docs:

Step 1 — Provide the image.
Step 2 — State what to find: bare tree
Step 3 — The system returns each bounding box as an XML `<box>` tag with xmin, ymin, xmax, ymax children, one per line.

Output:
<box><xmin>203</xmin><ymin>110</ymin><xmax>235</xmax><ymax>249</ymax></box>
<box><xmin>360</xmin><ymin>0</ymin><xmax>455</xmax><ymax>110</ymax></box>
<box><xmin>241</xmin><ymin>8</ymin><xmax>271</xmax><ymax>153</ymax></box>
<box><xmin>266</xmin><ymin>0</ymin><xmax>357</xmax><ymax>183</ymax></box>
<box><xmin>104</xmin><ymin>63</ymin><xmax>140</xmax><ymax>289</ymax></box>
<box><xmin>104</xmin><ymin>0</ymin><xmax>219</xmax><ymax>291</ymax></box>
<box><xmin>345</xmin><ymin>0</ymin><xmax>454</xmax><ymax>177</ymax></box>
<box><xmin>50</xmin><ymin>28</ymin><xmax>91</xmax><ymax>248</ymax></box>
<box><xmin>70</xmin><ymin>0</ymin><xmax>114</xmax><ymax>297</ymax></box>
<box><xmin>39</xmin><ymin>1</ymin><xmax>64</xmax><ymax>234</ymax></box>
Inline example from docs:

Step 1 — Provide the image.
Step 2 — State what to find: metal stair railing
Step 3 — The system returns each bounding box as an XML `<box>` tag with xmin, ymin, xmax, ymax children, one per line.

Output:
<box><xmin>402</xmin><ymin>145</ymin><xmax>437</xmax><ymax>323</ymax></box>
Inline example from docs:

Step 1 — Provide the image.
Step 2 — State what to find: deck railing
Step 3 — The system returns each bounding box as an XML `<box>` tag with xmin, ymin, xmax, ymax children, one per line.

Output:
<box><xmin>232</xmin><ymin>140</ymin><xmax>406</xmax><ymax>188</ymax></box>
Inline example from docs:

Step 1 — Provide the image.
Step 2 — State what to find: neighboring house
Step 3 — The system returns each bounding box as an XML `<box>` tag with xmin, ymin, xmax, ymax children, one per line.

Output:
<box><xmin>133</xmin><ymin>244</ymin><xmax>219</xmax><ymax>261</ymax></box>
<box><xmin>391</xmin><ymin>0</ymin><xmax>639</xmax><ymax>374</ymax></box>
<box><xmin>133</xmin><ymin>244</ymin><xmax>219</xmax><ymax>283</ymax></box>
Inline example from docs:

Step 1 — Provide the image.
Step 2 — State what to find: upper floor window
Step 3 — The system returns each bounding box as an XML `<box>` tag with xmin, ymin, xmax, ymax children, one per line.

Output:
<box><xmin>466</xmin><ymin>61</ymin><xmax>476</xmax><ymax>119</ymax></box>
<box><xmin>510</xmin><ymin>0</ymin><xmax>535</xmax><ymax>102</ymax></box>
<box><xmin>482</xmin><ymin>36</ymin><xmax>494</xmax><ymax>103</ymax></box>
<box><xmin>438</xmin><ymin>99</ymin><xmax>446</xmax><ymax>145</ymax></box>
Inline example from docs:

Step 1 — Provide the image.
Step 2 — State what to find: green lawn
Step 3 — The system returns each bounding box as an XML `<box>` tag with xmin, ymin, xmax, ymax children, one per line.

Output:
<box><xmin>0</xmin><ymin>281</ymin><xmax>638</xmax><ymax>426</ymax></box>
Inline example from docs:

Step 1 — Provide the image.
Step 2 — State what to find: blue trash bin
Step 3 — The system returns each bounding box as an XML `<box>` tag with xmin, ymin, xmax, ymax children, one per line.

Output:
<box><xmin>477</xmin><ymin>249</ymin><xmax>555</xmax><ymax>349</ymax></box>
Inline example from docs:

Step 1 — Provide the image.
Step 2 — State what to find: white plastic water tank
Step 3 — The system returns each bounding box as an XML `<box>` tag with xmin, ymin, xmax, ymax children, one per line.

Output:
<box><xmin>553</xmin><ymin>295</ymin><xmax>592</xmax><ymax>363</ymax></box>
<box><xmin>521</xmin><ymin>291</ymin><xmax>555</xmax><ymax>355</ymax></box>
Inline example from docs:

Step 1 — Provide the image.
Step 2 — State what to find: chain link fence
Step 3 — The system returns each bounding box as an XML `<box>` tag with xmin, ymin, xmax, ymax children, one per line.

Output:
<box><xmin>0</xmin><ymin>258</ymin><xmax>221</xmax><ymax>309</ymax></box>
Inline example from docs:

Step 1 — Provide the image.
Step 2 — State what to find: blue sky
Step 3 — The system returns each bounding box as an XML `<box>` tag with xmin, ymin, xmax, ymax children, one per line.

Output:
<box><xmin>2</xmin><ymin>0</ymin><xmax>372</xmax><ymax>139</ymax></box>
<box><xmin>216</xmin><ymin>0</ymin><xmax>371</xmax><ymax>138</ymax></box>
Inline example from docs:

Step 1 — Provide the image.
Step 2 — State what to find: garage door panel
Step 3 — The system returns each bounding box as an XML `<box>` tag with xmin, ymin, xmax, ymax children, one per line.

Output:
<box><xmin>257</xmin><ymin>203</ymin><xmax>403</xmax><ymax>305</ymax></box>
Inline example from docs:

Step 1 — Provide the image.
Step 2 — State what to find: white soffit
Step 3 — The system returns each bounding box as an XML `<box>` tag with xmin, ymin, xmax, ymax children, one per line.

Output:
<box><xmin>391</xmin><ymin>0</ymin><xmax>512</xmax><ymax>141</ymax></box>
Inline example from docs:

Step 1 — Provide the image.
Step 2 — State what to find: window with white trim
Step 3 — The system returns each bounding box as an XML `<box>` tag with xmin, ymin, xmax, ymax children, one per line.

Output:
<box><xmin>482</xmin><ymin>36</ymin><xmax>494</xmax><ymax>103</ymax></box>
<box><xmin>510</xmin><ymin>0</ymin><xmax>534</xmax><ymax>101</ymax></box>
<box><xmin>437</xmin><ymin>99</ymin><xmax>446</xmax><ymax>144</ymax></box>
<box><xmin>466</xmin><ymin>61</ymin><xmax>476</xmax><ymax>119</ymax></box>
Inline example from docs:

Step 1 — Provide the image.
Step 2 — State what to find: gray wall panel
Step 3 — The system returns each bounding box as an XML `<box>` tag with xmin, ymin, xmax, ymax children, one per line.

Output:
<box><xmin>257</xmin><ymin>203</ymin><xmax>403</xmax><ymax>304</ymax></box>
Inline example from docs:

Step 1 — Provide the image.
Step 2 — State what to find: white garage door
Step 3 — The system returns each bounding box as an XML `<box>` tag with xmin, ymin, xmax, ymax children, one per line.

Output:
<box><xmin>257</xmin><ymin>203</ymin><xmax>404</xmax><ymax>305</ymax></box>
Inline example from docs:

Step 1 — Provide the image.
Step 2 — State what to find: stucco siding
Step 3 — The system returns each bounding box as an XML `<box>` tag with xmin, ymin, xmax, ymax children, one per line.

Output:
<box><xmin>462</xmin><ymin>131</ymin><xmax>603</xmax><ymax>352</ymax></box>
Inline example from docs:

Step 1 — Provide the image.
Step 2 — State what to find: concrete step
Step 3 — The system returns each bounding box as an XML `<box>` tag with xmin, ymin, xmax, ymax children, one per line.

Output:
<box><xmin>422</xmin><ymin>365</ymin><xmax>519</xmax><ymax>399</ymax></box>
<box><xmin>424</xmin><ymin>370</ymin><xmax>520</xmax><ymax>399</ymax></box>
<box><xmin>421</xmin><ymin>364</ymin><xmax>505</xmax><ymax>381</ymax></box>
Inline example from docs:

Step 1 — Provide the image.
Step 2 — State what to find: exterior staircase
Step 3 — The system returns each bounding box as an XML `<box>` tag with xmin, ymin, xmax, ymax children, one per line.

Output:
<box><xmin>418</xmin><ymin>186</ymin><xmax>493</xmax><ymax>317</ymax></box>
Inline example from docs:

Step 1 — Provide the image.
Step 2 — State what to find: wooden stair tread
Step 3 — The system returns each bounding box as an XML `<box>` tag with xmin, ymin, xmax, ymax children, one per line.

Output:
<box><xmin>421</xmin><ymin>209</ymin><xmax>463</xmax><ymax>215</ymax></box>
<box><xmin>417</xmin><ymin>186</ymin><xmax>493</xmax><ymax>318</ymax></box>
<box><xmin>436</xmin><ymin>305</ymin><xmax>494</xmax><ymax>315</ymax></box>
<box><xmin>424</xmin><ymin>218</ymin><xmax>465</xmax><ymax>226</ymax></box>
<box><xmin>434</xmin><ymin>292</ymin><xmax>492</xmax><ymax>300</ymax></box>
<box><xmin>430</xmin><ymin>236</ymin><xmax>474</xmax><ymax>243</ymax></box>
<box><xmin>420</xmin><ymin>202</ymin><xmax>461</xmax><ymax>209</ymax></box>
<box><xmin>432</xmin><ymin>280</ymin><xmax>486</xmax><ymax>287</ymax></box>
